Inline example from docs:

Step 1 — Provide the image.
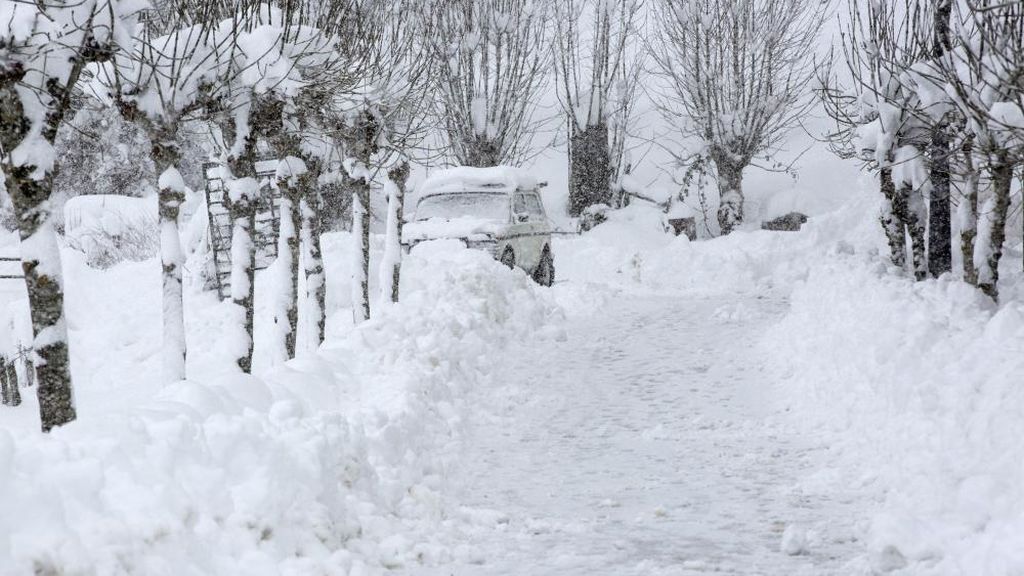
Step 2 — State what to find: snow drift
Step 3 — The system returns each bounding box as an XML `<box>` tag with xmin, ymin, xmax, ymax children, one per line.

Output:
<box><xmin>0</xmin><ymin>243</ymin><xmax>561</xmax><ymax>575</ymax></box>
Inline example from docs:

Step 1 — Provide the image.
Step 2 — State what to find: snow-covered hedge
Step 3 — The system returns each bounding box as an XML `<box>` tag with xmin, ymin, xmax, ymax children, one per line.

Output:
<box><xmin>0</xmin><ymin>244</ymin><xmax>561</xmax><ymax>574</ymax></box>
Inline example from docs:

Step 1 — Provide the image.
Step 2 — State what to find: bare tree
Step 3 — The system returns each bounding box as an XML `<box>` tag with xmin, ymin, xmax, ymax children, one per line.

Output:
<box><xmin>817</xmin><ymin>0</ymin><xmax>935</xmax><ymax>279</ymax></box>
<box><xmin>429</xmin><ymin>0</ymin><xmax>551</xmax><ymax>167</ymax></box>
<box><xmin>103</xmin><ymin>8</ymin><xmax>230</xmax><ymax>382</ymax></box>
<box><xmin>331</xmin><ymin>0</ymin><xmax>435</xmax><ymax>323</ymax></box>
<box><xmin>0</xmin><ymin>0</ymin><xmax>138</xmax><ymax>431</ymax></box>
<box><xmin>935</xmin><ymin>0</ymin><xmax>1024</xmax><ymax>301</ymax></box>
<box><xmin>651</xmin><ymin>0</ymin><xmax>823</xmax><ymax>235</ymax></box>
<box><xmin>553</xmin><ymin>0</ymin><xmax>645</xmax><ymax>216</ymax></box>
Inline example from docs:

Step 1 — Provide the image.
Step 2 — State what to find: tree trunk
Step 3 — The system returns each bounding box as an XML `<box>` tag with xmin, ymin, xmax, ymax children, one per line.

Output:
<box><xmin>6</xmin><ymin>165</ymin><xmax>75</xmax><ymax>431</ymax></box>
<box><xmin>0</xmin><ymin>64</ymin><xmax>84</xmax><ymax>431</ymax></box>
<box><xmin>960</xmin><ymin>138</ymin><xmax>979</xmax><ymax>286</ymax></box>
<box><xmin>879</xmin><ymin>168</ymin><xmax>907</xmax><ymax>268</ymax></box>
<box><xmin>350</xmin><ymin>174</ymin><xmax>371</xmax><ymax>324</ymax></box>
<box><xmin>715</xmin><ymin>160</ymin><xmax>745</xmax><ymax>235</ymax></box>
<box><xmin>568</xmin><ymin>123</ymin><xmax>612</xmax><ymax>217</ymax></box>
<box><xmin>978</xmin><ymin>157</ymin><xmax>1013</xmax><ymax>301</ymax></box>
<box><xmin>461</xmin><ymin>135</ymin><xmax>503</xmax><ymax>168</ymax></box>
<box><xmin>276</xmin><ymin>175</ymin><xmax>302</xmax><ymax>359</ymax></box>
<box><xmin>0</xmin><ymin>357</ymin><xmax>21</xmax><ymax>407</ymax></box>
<box><xmin>382</xmin><ymin>162</ymin><xmax>410</xmax><ymax>304</ymax></box>
<box><xmin>928</xmin><ymin>128</ymin><xmax>952</xmax><ymax>277</ymax></box>
<box><xmin>300</xmin><ymin>186</ymin><xmax>326</xmax><ymax>345</ymax></box>
<box><xmin>152</xmin><ymin>130</ymin><xmax>187</xmax><ymax>383</ymax></box>
<box><xmin>892</xmin><ymin>182</ymin><xmax>928</xmax><ymax>281</ymax></box>
<box><xmin>220</xmin><ymin>109</ymin><xmax>262</xmax><ymax>374</ymax></box>
<box><xmin>228</xmin><ymin>185</ymin><xmax>257</xmax><ymax>373</ymax></box>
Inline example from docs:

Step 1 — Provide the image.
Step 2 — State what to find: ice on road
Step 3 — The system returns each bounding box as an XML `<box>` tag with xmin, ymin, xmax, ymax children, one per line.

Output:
<box><xmin>409</xmin><ymin>295</ymin><xmax>864</xmax><ymax>575</ymax></box>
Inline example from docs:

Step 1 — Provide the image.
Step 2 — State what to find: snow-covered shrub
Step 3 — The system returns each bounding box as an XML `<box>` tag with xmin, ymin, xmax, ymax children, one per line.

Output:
<box><xmin>63</xmin><ymin>196</ymin><xmax>158</xmax><ymax>269</ymax></box>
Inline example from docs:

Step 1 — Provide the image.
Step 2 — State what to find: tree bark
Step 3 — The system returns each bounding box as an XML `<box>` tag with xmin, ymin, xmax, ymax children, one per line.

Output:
<box><xmin>1</xmin><ymin>69</ymin><xmax>80</xmax><ymax>432</ymax></box>
<box><xmin>928</xmin><ymin>128</ymin><xmax>952</xmax><ymax>277</ymax></box>
<box><xmin>714</xmin><ymin>160</ymin><xmax>745</xmax><ymax>235</ymax></box>
<box><xmin>277</xmin><ymin>176</ymin><xmax>302</xmax><ymax>359</ymax></box>
<box><xmin>978</xmin><ymin>156</ymin><xmax>1013</xmax><ymax>301</ymax></box>
<box><xmin>879</xmin><ymin>168</ymin><xmax>907</xmax><ymax>268</ymax></box>
<box><xmin>350</xmin><ymin>174</ymin><xmax>372</xmax><ymax>324</ymax></box>
<box><xmin>225</xmin><ymin>129</ymin><xmax>259</xmax><ymax>374</ymax></box>
<box><xmin>460</xmin><ymin>134</ymin><xmax>503</xmax><ymax>168</ymax></box>
<box><xmin>568</xmin><ymin>123</ymin><xmax>613</xmax><ymax>217</ymax></box>
<box><xmin>892</xmin><ymin>182</ymin><xmax>928</xmax><ymax>281</ymax></box>
<box><xmin>960</xmin><ymin>138</ymin><xmax>979</xmax><ymax>286</ymax></box>
<box><xmin>383</xmin><ymin>162</ymin><xmax>410</xmax><ymax>303</ymax></box>
<box><xmin>151</xmin><ymin>129</ymin><xmax>187</xmax><ymax>383</ymax></box>
<box><xmin>300</xmin><ymin>186</ymin><xmax>326</xmax><ymax>345</ymax></box>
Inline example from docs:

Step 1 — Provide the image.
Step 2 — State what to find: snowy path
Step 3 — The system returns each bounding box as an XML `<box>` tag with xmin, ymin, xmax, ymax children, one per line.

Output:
<box><xmin>410</xmin><ymin>295</ymin><xmax>864</xmax><ymax>575</ymax></box>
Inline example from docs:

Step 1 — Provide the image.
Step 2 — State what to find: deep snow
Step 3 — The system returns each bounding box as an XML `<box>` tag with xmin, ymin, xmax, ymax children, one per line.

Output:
<box><xmin>1</xmin><ymin>177</ymin><xmax>1023</xmax><ymax>575</ymax></box>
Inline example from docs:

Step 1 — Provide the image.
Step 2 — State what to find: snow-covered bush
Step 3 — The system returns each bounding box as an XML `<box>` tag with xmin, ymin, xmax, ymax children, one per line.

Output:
<box><xmin>63</xmin><ymin>195</ymin><xmax>158</xmax><ymax>269</ymax></box>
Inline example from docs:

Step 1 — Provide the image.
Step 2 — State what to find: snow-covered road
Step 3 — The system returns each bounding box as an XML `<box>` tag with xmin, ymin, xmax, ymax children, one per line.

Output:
<box><xmin>410</xmin><ymin>294</ymin><xmax>865</xmax><ymax>575</ymax></box>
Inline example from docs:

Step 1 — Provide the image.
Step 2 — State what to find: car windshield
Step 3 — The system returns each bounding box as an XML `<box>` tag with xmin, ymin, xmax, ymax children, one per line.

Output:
<box><xmin>416</xmin><ymin>193</ymin><xmax>509</xmax><ymax>222</ymax></box>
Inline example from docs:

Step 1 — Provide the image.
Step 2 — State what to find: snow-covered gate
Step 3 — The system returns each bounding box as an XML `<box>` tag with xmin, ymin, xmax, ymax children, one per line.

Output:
<box><xmin>203</xmin><ymin>160</ymin><xmax>282</xmax><ymax>300</ymax></box>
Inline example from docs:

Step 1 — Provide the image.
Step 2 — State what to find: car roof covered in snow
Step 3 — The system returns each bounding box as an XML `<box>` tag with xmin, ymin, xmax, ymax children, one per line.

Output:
<box><xmin>419</xmin><ymin>166</ymin><xmax>540</xmax><ymax>197</ymax></box>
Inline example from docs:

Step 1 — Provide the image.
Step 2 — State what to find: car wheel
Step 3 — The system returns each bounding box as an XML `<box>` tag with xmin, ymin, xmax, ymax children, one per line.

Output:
<box><xmin>500</xmin><ymin>247</ymin><xmax>516</xmax><ymax>269</ymax></box>
<box><xmin>532</xmin><ymin>249</ymin><xmax>555</xmax><ymax>287</ymax></box>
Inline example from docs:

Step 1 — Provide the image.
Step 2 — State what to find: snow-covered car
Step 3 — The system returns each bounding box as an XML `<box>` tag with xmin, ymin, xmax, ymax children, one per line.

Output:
<box><xmin>403</xmin><ymin>167</ymin><xmax>555</xmax><ymax>286</ymax></box>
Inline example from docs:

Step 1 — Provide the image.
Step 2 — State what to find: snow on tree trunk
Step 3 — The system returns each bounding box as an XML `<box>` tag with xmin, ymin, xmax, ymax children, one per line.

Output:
<box><xmin>300</xmin><ymin>192</ymin><xmax>325</xmax><ymax>345</ymax></box>
<box><xmin>5</xmin><ymin>166</ymin><xmax>75</xmax><ymax>431</ymax></box>
<box><xmin>380</xmin><ymin>162</ymin><xmax>409</xmax><ymax>304</ymax></box>
<box><xmin>350</xmin><ymin>175</ymin><xmax>371</xmax><ymax>324</ymax></box>
<box><xmin>715</xmin><ymin>161</ymin><xmax>745</xmax><ymax>235</ymax></box>
<box><xmin>928</xmin><ymin>129</ymin><xmax>952</xmax><ymax>278</ymax></box>
<box><xmin>977</xmin><ymin>157</ymin><xmax>1014</xmax><ymax>301</ymax></box>
<box><xmin>879</xmin><ymin>168</ymin><xmax>907</xmax><ymax>269</ymax></box>
<box><xmin>227</xmin><ymin>178</ymin><xmax>258</xmax><ymax>373</ymax></box>
<box><xmin>275</xmin><ymin>157</ymin><xmax>306</xmax><ymax>360</ymax></box>
<box><xmin>959</xmin><ymin>139</ymin><xmax>979</xmax><ymax>286</ymax></box>
<box><xmin>568</xmin><ymin>124</ymin><xmax>613</xmax><ymax>217</ymax></box>
<box><xmin>157</xmin><ymin>165</ymin><xmax>187</xmax><ymax>383</ymax></box>
<box><xmin>893</xmin><ymin>182</ymin><xmax>928</xmax><ymax>281</ymax></box>
<box><xmin>0</xmin><ymin>69</ymin><xmax>82</xmax><ymax>432</ymax></box>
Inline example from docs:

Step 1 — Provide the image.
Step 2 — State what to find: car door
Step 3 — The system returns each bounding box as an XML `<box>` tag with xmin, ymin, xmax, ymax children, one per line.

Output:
<box><xmin>509</xmin><ymin>192</ymin><xmax>534</xmax><ymax>268</ymax></box>
<box><xmin>523</xmin><ymin>192</ymin><xmax>549</xmax><ymax>268</ymax></box>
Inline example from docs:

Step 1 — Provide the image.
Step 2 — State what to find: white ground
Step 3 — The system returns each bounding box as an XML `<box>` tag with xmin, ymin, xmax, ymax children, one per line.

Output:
<box><xmin>3</xmin><ymin>194</ymin><xmax>1023</xmax><ymax>575</ymax></box>
<box><xmin>404</xmin><ymin>294</ymin><xmax>865</xmax><ymax>576</ymax></box>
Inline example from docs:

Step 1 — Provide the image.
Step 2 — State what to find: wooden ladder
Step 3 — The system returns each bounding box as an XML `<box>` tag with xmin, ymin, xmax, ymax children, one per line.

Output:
<box><xmin>203</xmin><ymin>160</ymin><xmax>282</xmax><ymax>301</ymax></box>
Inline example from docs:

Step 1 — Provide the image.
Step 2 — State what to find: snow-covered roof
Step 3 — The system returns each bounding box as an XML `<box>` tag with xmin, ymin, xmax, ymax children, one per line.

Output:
<box><xmin>419</xmin><ymin>166</ymin><xmax>540</xmax><ymax>197</ymax></box>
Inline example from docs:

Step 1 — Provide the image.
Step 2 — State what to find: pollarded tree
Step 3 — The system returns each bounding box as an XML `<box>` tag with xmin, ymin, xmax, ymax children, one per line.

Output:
<box><xmin>935</xmin><ymin>0</ymin><xmax>1024</xmax><ymax>301</ymax></box>
<box><xmin>102</xmin><ymin>8</ymin><xmax>229</xmax><ymax>383</ymax></box>
<box><xmin>0</xmin><ymin>0</ymin><xmax>141</xmax><ymax>432</ymax></box>
<box><xmin>553</xmin><ymin>0</ymin><xmax>645</xmax><ymax>216</ymax></box>
<box><xmin>208</xmin><ymin>5</ymin><xmax>342</xmax><ymax>372</ymax></box>
<box><xmin>651</xmin><ymin>0</ymin><xmax>823</xmax><ymax>234</ymax></box>
<box><xmin>430</xmin><ymin>0</ymin><xmax>551</xmax><ymax>167</ymax></box>
<box><xmin>818</xmin><ymin>0</ymin><xmax>936</xmax><ymax>279</ymax></box>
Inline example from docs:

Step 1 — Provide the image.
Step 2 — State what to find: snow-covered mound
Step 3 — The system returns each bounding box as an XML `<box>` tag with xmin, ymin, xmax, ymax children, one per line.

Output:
<box><xmin>766</xmin><ymin>252</ymin><xmax>1024</xmax><ymax>575</ymax></box>
<box><xmin>0</xmin><ymin>243</ymin><xmax>562</xmax><ymax>575</ymax></box>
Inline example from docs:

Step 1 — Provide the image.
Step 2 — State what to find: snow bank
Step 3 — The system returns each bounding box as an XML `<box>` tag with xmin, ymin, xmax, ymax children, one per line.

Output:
<box><xmin>766</xmin><ymin>250</ymin><xmax>1024</xmax><ymax>574</ymax></box>
<box><xmin>0</xmin><ymin>243</ymin><xmax>561</xmax><ymax>574</ymax></box>
<box><xmin>555</xmin><ymin>201</ymin><xmax>878</xmax><ymax>298</ymax></box>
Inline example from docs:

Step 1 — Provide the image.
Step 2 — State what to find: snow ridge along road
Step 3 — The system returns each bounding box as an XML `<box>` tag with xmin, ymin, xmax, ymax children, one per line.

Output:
<box><xmin>408</xmin><ymin>294</ymin><xmax>864</xmax><ymax>575</ymax></box>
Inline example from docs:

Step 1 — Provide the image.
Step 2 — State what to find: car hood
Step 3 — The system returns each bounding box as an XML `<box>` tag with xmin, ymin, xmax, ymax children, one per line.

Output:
<box><xmin>403</xmin><ymin>216</ymin><xmax>504</xmax><ymax>243</ymax></box>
